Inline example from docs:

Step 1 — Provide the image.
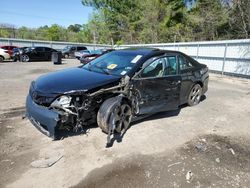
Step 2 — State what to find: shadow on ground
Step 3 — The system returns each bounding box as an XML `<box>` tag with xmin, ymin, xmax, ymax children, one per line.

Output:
<box><xmin>55</xmin><ymin>95</ymin><xmax>207</xmax><ymax>147</ymax></box>
<box><xmin>72</xmin><ymin>134</ymin><xmax>250</xmax><ymax>188</ymax></box>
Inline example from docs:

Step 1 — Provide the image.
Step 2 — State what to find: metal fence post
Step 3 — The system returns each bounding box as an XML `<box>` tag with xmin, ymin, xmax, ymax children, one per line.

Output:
<box><xmin>222</xmin><ymin>43</ymin><xmax>228</xmax><ymax>75</ymax></box>
<box><xmin>196</xmin><ymin>43</ymin><xmax>199</xmax><ymax>59</ymax></box>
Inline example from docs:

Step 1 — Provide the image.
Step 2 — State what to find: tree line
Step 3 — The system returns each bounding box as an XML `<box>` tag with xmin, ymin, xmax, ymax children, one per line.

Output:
<box><xmin>0</xmin><ymin>0</ymin><xmax>249</xmax><ymax>45</ymax></box>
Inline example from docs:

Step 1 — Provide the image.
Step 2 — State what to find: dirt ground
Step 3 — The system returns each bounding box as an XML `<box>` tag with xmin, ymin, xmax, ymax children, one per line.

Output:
<box><xmin>0</xmin><ymin>59</ymin><xmax>249</xmax><ymax>188</ymax></box>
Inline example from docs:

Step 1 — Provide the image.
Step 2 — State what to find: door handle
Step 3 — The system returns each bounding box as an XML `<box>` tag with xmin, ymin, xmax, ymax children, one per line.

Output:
<box><xmin>171</xmin><ymin>80</ymin><xmax>181</xmax><ymax>85</ymax></box>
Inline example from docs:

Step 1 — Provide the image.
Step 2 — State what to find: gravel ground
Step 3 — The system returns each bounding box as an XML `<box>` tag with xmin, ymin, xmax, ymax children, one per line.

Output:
<box><xmin>0</xmin><ymin>59</ymin><xmax>249</xmax><ymax>188</ymax></box>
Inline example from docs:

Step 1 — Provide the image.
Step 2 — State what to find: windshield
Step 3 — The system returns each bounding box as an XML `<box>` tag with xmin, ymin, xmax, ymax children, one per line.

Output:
<box><xmin>82</xmin><ymin>51</ymin><xmax>143</xmax><ymax>76</ymax></box>
<box><xmin>24</xmin><ymin>47</ymin><xmax>34</xmax><ymax>52</ymax></box>
<box><xmin>90</xmin><ymin>50</ymin><xmax>102</xmax><ymax>54</ymax></box>
<box><xmin>62</xmin><ymin>46</ymin><xmax>71</xmax><ymax>52</ymax></box>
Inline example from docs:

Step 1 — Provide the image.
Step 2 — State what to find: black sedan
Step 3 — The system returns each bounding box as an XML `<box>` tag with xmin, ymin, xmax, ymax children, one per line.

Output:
<box><xmin>26</xmin><ymin>48</ymin><xmax>209</xmax><ymax>145</ymax></box>
<box><xmin>18</xmin><ymin>47</ymin><xmax>58</xmax><ymax>62</ymax></box>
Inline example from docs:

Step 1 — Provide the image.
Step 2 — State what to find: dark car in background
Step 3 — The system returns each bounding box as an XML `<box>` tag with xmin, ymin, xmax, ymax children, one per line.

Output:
<box><xmin>20</xmin><ymin>47</ymin><xmax>58</xmax><ymax>62</ymax></box>
<box><xmin>80</xmin><ymin>49</ymin><xmax>115</xmax><ymax>64</ymax></box>
<box><xmin>62</xmin><ymin>45</ymin><xmax>87</xmax><ymax>58</ymax></box>
<box><xmin>0</xmin><ymin>45</ymin><xmax>18</xmax><ymax>56</ymax></box>
<box><xmin>26</xmin><ymin>48</ymin><xmax>209</xmax><ymax>145</ymax></box>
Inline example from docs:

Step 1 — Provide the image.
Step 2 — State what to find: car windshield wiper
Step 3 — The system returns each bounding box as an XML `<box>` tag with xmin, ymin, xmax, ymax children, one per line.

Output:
<box><xmin>88</xmin><ymin>62</ymin><xmax>92</xmax><ymax>71</ymax></box>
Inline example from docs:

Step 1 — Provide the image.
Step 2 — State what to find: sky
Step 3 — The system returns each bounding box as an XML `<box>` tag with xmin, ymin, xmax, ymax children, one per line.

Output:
<box><xmin>0</xmin><ymin>0</ymin><xmax>93</xmax><ymax>28</ymax></box>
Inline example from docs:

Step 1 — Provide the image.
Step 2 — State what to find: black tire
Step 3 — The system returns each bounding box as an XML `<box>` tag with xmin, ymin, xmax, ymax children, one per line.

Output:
<box><xmin>21</xmin><ymin>55</ymin><xmax>30</xmax><ymax>62</ymax></box>
<box><xmin>187</xmin><ymin>83</ymin><xmax>202</xmax><ymax>106</ymax></box>
<box><xmin>97</xmin><ymin>97</ymin><xmax>132</xmax><ymax>134</ymax></box>
<box><xmin>64</xmin><ymin>54</ymin><xmax>69</xmax><ymax>58</ymax></box>
<box><xmin>0</xmin><ymin>56</ymin><xmax>4</xmax><ymax>62</ymax></box>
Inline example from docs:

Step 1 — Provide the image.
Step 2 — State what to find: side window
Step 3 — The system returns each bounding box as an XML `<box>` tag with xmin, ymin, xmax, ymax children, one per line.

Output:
<box><xmin>141</xmin><ymin>56</ymin><xmax>177</xmax><ymax>78</ymax></box>
<box><xmin>44</xmin><ymin>47</ymin><xmax>51</xmax><ymax>52</ymax></box>
<box><xmin>1</xmin><ymin>46</ymin><xmax>8</xmax><ymax>50</ymax></box>
<box><xmin>179</xmin><ymin>55</ymin><xmax>193</xmax><ymax>71</ymax></box>
<box><xmin>36</xmin><ymin>47</ymin><xmax>44</xmax><ymax>52</ymax></box>
<box><xmin>77</xmin><ymin>46</ymin><xmax>87</xmax><ymax>51</ymax></box>
<box><xmin>164</xmin><ymin>56</ymin><xmax>177</xmax><ymax>75</ymax></box>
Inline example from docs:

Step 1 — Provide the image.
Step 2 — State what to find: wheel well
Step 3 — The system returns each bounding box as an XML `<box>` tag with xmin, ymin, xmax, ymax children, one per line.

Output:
<box><xmin>196</xmin><ymin>81</ymin><xmax>203</xmax><ymax>88</ymax></box>
<box><xmin>0</xmin><ymin>55</ymin><xmax>4</xmax><ymax>60</ymax></box>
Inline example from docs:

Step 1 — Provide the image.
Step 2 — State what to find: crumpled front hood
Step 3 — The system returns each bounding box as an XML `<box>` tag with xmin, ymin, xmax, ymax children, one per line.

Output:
<box><xmin>34</xmin><ymin>67</ymin><xmax>120</xmax><ymax>94</ymax></box>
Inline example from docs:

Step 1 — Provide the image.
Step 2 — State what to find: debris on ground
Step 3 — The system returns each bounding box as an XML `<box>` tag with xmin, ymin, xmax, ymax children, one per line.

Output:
<box><xmin>167</xmin><ymin>162</ymin><xmax>182</xmax><ymax>168</ymax></box>
<box><xmin>31</xmin><ymin>154</ymin><xmax>63</xmax><ymax>168</ymax></box>
<box><xmin>195</xmin><ymin>142</ymin><xmax>207</xmax><ymax>152</ymax></box>
<box><xmin>185</xmin><ymin>171</ymin><xmax>193</xmax><ymax>183</ymax></box>
<box><xmin>229</xmin><ymin>148</ymin><xmax>235</xmax><ymax>155</ymax></box>
<box><xmin>215</xmin><ymin>158</ymin><xmax>220</xmax><ymax>163</ymax></box>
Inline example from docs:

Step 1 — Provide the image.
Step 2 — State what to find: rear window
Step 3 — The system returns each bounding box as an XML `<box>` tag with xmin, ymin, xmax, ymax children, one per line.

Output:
<box><xmin>77</xmin><ymin>46</ymin><xmax>87</xmax><ymax>51</ymax></box>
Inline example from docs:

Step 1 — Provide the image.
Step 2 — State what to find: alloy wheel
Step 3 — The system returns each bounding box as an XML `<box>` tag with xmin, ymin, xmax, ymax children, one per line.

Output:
<box><xmin>22</xmin><ymin>55</ymin><xmax>29</xmax><ymax>62</ymax></box>
<box><xmin>0</xmin><ymin>56</ymin><xmax>4</xmax><ymax>62</ymax></box>
<box><xmin>111</xmin><ymin>104</ymin><xmax>132</xmax><ymax>133</ymax></box>
<box><xmin>189</xmin><ymin>84</ymin><xmax>202</xmax><ymax>105</ymax></box>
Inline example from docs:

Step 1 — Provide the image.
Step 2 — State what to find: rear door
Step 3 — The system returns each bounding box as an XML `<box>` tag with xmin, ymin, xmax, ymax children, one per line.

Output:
<box><xmin>44</xmin><ymin>47</ymin><xmax>53</xmax><ymax>60</ymax></box>
<box><xmin>178</xmin><ymin>54</ymin><xmax>197</xmax><ymax>104</ymax></box>
<box><xmin>132</xmin><ymin>55</ymin><xmax>181</xmax><ymax>115</ymax></box>
<box><xmin>34</xmin><ymin>47</ymin><xmax>46</xmax><ymax>60</ymax></box>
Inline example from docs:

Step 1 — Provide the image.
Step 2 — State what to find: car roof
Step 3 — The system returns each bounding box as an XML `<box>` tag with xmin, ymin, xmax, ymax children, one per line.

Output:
<box><xmin>117</xmin><ymin>48</ymin><xmax>160</xmax><ymax>55</ymax></box>
<box><xmin>117</xmin><ymin>47</ymin><xmax>186</xmax><ymax>55</ymax></box>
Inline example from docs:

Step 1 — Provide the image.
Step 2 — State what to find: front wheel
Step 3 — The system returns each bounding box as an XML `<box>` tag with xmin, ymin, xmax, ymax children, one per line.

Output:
<box><xmin>187</xmin><ymin>84</ymin><xmax>202</xmax><ymax>106</ymax></box>
<box><xmin>97</xmin><ymin>97</ymin><xmax>132</xmax><ymax>134</ymax></box>
<box><xmin>21</xmin><ymin>55</ymin><xmax>30</xmax><ymax>62</ymax></box>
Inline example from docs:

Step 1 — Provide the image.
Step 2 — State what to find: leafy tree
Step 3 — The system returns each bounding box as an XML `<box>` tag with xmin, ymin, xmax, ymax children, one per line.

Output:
<box><xmin>188</xmin><ymin>0</ymin><xmax>229</xmax><ymax>40</ymax></box>
<box><xmin>47</xmin><ymin>24</ymin><xmax>60</xmax><ymax>41</ymax></box>
<box><xmin>68</xmin><ymin>24</ymin><xmax>82</xmax><ymax>33</ymax></box>
<box><xmin>1</xmin><ymin>0</ymin><xmax>249</xmax><ymax>43</ymax></box>
<box><xmin>229</xmin><ymin>0</ymin><xmax>250</xmax><ymax>39</ymax></box>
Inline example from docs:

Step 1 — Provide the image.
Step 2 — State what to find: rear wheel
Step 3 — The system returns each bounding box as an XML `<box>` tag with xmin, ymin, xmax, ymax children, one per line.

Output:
<box><xmin>188</xmin><ymin>84</ymin><xmax>202</xmax><ymax>106</ymax></box>
<box><xmin>0</xmin><ymin>56</ymin><xmax>4</xmax><ymax>62</ymax></box>
<box><xmin>97</xmin><ymin>97</ymin><xmax>132</xmax><ymax>134</ymax></box>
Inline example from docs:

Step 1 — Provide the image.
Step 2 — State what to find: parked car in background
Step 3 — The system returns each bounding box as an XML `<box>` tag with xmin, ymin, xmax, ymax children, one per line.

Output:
<box><xmin>20</xmin><ymin>47</ymin><xmax>58</xmax><ymax>62</ymax></box>
<box><xmin>0</xmin><ymin>48</ymin><xmax>11</xmax><ymax>62</ymax></box>
<box><xmin>80</xmin><ymin>49</ymin><xmax>115</xmax><ymax>64</ymax></box>
<box><xmin>0</xmin><ymin>45</ymin><xmax>18</xmax><ymax>56</ymax></box>
<box><xmin>62</xmin><ymin>45</ymin><xmax>87</xmax><ymax>58</ymax></box>
<box><xmin>74</xmin><ymin>50</ymin><xmax>90</xmax><ymax>60</ymax></box>
<box><xmin>12</xmin><ymin>47</ymin><xmax>29</xmax><ymax>61</ymax></box>
<box><xmin>26</xmin><ymin>48</ymin><xmax>209</xmax><ymax>144</ymax></box>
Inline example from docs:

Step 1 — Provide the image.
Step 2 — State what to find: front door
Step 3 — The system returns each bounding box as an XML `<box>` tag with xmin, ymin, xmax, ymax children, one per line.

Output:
<box><xmin>33</xmin><ymin>47</ymin><xmax>45</xmax><ymax>60</ymax></box>
<box><xmin>132</xmin><ymin>55</ymin><xmax>181</xmax><ymax>115</ymax></box>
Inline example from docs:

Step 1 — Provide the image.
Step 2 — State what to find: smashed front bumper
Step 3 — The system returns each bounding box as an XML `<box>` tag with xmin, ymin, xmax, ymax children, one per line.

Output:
<box><xmin>26</xmin><ymin>94</ymin><xmax>60</xmax><ymax>139</ymax></box>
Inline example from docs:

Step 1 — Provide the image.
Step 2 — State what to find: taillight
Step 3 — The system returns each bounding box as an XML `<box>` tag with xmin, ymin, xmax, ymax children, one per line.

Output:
<box><xmin>200</xmin><ymin>67</ymin><xmax>208</xmax><ymax>75</ymax></box>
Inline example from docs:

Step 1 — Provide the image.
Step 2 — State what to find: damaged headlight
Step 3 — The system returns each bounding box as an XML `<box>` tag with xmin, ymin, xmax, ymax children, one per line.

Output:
<box><xmin>50</xmin><ymin>95</ymin><xmax>71</xmax><ymax>108</ymax></box>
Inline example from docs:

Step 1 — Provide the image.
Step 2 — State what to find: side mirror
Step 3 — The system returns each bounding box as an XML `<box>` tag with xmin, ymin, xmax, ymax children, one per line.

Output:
<box><xmin>32</xmin><ymin>49</ymin><xmax>37</xmax><ymax>54</ymax></box>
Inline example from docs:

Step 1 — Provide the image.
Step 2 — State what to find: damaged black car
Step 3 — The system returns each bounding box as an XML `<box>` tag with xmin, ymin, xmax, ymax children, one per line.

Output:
<box><xmin>26</xmin><ymin>48</ymin><xmax>209</xmax><ymax>145</ymax></box>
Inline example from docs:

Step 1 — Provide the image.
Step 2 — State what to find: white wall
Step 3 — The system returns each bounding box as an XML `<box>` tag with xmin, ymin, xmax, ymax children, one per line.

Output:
<box><xmin>1</xmin><ymin>37</ymin><xmax>249</xmax><ymax>77</ymax></box>
<box><xmin>0</xmin><ymin>37</ymin><xmax>111</xmax><ymax>51</ymax></box>
<box><xmin>117</xmin><ymin>39</ymin><xmax>250</xmax><ymax>77</ymax></box>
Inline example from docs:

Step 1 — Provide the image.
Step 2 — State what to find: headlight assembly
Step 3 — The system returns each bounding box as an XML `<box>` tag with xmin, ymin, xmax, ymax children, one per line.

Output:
<box><xmin>50</xmin><ymin>95</ymin><xmax>71</xmax><ymax>108</ymax></box>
